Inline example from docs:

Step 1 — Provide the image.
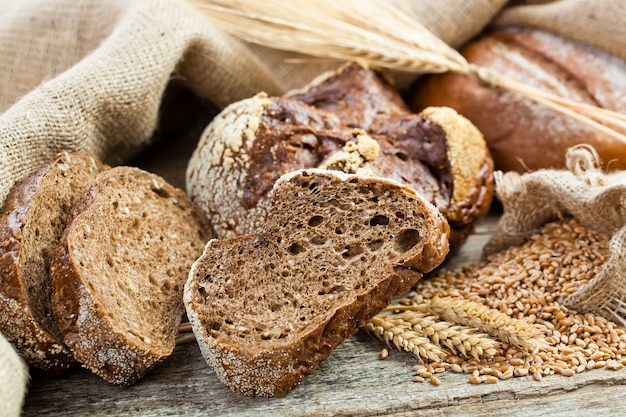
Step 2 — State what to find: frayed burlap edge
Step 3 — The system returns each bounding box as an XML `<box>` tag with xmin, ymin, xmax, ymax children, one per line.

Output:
<box><xmin>483</xmin><ymin>144</ymin><xmax>626</xmax><ymax>324</ymax></box>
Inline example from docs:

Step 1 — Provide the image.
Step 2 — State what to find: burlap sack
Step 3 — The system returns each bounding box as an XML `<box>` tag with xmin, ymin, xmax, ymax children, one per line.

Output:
<box><xmin>484</xmin><ymin>145</ymin><xmax>626</xmax><ymax>324</ymax></box>
<box><xmin>0</xmin><ymin>332</ymin><xmax>28</xmax><ymax>417</ymax></box>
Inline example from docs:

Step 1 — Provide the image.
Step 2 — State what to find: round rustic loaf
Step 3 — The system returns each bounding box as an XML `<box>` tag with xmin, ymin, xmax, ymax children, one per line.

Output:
<box><xmin>187</xmin><ymin>63</ymin><xmax>493</xmax><ymax>252</ymax></box>
<box><xmin>409</xmin><ymin>26</ymin><xmax>626</xmax><ymax>173</ymax></box>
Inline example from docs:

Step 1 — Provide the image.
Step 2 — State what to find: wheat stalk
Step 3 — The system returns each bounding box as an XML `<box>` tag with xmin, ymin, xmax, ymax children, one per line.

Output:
<box><xmin>363</xmin><ymin>316</ymin><xmax>447</xmax><ymax>363</ymax></box>
<box><xmin>189</xmin><ymin>0</ymin><xmax>626</xmax><ymax>144</ymax></box>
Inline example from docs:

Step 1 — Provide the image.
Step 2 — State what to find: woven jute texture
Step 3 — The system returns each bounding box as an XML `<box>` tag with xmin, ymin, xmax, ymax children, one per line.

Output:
<box><xmin>0</xmin><ymin>332</ymin><xmax>27</xmax><ymax>417</ymax></box>
<box><xmin>485</xmin><ymin>145</ymin><xmax>626</xmax><ymax>324</ymax></box>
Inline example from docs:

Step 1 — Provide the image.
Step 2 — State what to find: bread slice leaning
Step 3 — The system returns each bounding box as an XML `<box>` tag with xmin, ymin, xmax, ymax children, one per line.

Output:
<box><xmin>50</xmin><ymin>166</ymin><xmax>213</xmax><ymax>385</ymax></box>
<box><xmin>0</xmin><ymin>152</ymin><xmax>106</xmax><ymax>373</ymax></box>
<box><xmin>184</xmin><ymin>169</ymin><xmax>450</xmax><ymax>397</ymax></box>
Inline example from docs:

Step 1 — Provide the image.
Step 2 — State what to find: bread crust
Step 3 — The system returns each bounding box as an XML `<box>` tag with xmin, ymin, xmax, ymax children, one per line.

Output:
<box><xmin>51</xmin><ymin>167</ymin><xmax>213</xmax><ymax>385</ymax></box>
<box><xmin>0</xmin><ymin>153</ymin><xmax>105</xmax><ymax>373</ymax></box>
<box><xmin>409</xmin><ymin>26</ymin><xmax>626</xmax><ymax>172</ymax></box>
<box><xmin>185</xmin><ymin>169</ymin><xmax>449</xmax><ymax>397</ymax></box>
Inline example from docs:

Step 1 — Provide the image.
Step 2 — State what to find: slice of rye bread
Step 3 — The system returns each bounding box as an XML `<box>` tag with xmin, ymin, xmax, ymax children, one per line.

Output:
<box><xmin>0</xmin><ymin>152</ymin><xmax>107</xmax><ymax>373</ymax></box>
<box><xmin>50</xmin><ymin>166</ymin><xmax>214</xmax><ymax>385</ymax></box>
<box><xmin>184</xmin><ymin>169</ymin><xmax>450</xmax><ymax>397</ymax></box>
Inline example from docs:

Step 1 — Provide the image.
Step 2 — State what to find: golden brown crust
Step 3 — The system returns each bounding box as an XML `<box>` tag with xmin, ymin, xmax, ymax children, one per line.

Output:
<box><xmin>409</xmin><ymin>26</ymin><xmax>626</xmax><ymax>173</ymax></box>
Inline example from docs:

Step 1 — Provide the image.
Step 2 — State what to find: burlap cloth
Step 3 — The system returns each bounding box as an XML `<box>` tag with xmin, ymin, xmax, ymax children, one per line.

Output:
<box><xmin>0</xmin><ymin>0</ymin><xmax>624</xmax><ymax>413</ymax></box>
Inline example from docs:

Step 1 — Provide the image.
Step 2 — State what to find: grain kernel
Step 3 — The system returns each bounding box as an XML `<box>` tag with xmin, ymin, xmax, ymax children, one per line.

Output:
<box><xmin>485</xmin><ymin>376</ymin><xmax>498</xmax><ymax>384</ymax></box>
<box><xmin>514</xmin><ymin>368</ymin><xmax>529</xmax><ymax>377</ymax></box>
<box><xmin>414</xmin><ymin>376</ymin><xmax>425</xmax><ymax>383</ymax></box>
<box><xmin>379</xmin><ymin>348</ymin><xmax>389</xmax><ymax>359</ymax></box>
<box><xmin>430</xmin><ymin>376</ymin><xmax>441</xmax><ymax>386</ymax></box>
<box><xmin>468</xmin><ymin>375</ymin><xmax>481</xmax><ymax>384</ymax></box>
<box><xmin>450</xmin><ymin>364</ymin><xmax>463</xmax><ymax>373</ymax></box>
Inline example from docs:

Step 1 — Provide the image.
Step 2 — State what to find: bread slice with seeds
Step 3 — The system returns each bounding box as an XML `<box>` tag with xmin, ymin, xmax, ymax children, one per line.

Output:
<box><xmin>0</xmin><ymin>152</ymin><xmax>106</xmax><ymax>373</ymax></box>
<box><xmin>184</xmin><ymin>169</ymin><xmax>449</xmax><ymax>397</ymax></box>
<box><xmin>50</xmin><ymin>166</ymin><xmax>213</xmax><ymax>385</ymax></box>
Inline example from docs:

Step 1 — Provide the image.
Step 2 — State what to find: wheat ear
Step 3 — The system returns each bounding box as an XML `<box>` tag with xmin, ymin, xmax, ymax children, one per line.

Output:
<box><xmin>363</xmin><ymin>316</ymin><xmax>447</xmax><ymax>363</ymax></box>
<box><xmin>190</xmin><ymin>0</ymin><xmax>626</xmax><ymax>144</ymax></box>
<box><xmin>428</xmin><ymin>297</ymin><xmax>549</xmax><ymax>352</ymax></box>
<box><xmin>394</xmin><ymin>311</ymin><xmax>499</xmax><ymax>360</ymax></box>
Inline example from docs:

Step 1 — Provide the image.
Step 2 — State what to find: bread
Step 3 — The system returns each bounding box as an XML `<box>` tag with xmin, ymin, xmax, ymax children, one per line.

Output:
<box><xmin>186</xmin><ymin>62</ymin><xmax>493</xmax><ymax>251</ymax></box>
<box><xmin>409</xmin><ymin>26</ymin><xmax>626</xmax><ymax>173</ymax></box>
<box><xmin>0</xmin><ymin>152</ymin><xmax>106</xmax><ymax>373</ymax></box>
<box><xmin>50</xmin><ymin>166</ymin><xmax>214</xmax><ymax>385</ymax></box>
<box><xmin>184</xmin><ymin>168</ymin><xmax>450</xmax><ymax>397</ymax></box>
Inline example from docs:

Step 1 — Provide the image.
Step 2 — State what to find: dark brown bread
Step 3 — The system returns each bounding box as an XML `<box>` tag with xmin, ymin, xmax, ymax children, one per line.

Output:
<box><xmin>187</xmin><ymin>63</ymin><xmax>493</xmax><ymax>252</ymax></box>
<box><xmin>184</xmin><ymin>169</ymin><xmax>450</xmax><ymax>397</ymax></box>
<box><xmin>50</xmin><ymin>166</ymin><xmax>213</xmax><ymax>385</ymax></box>
<box><xmin>0</xmin><ymin>152</ymin><xmax>106</xmax><ymax>373</ymax></box>
<box><xmin>409</xmin><ymin>26</ymin><xmax>626</xmax><ymax>173</ymax></box>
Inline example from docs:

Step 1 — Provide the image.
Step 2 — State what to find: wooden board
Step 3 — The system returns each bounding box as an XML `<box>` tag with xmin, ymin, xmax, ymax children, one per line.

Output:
<box><xmin>21</xmin><ymin>216</ymin><xmax>626</xmax><ymax>416</ymax></box>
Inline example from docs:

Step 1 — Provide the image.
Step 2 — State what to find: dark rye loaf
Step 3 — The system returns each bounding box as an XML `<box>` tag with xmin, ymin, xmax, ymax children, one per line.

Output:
<box><xmin>186</xmin><ymin>63</ymin><xmax>493</xmax><ymax>253</ymax></box>
<box><xmin>50</xmin><ymin>166</ymin><xmax>213</xmax><ymax>385</ymax></box>
<box><xmin>184</xmin><ymin>169</ymin><xmax>450</xmax><ymax>397</ymax></box>
<box><xmin>0</xmin><ymin>152</ymin><xmax>106</xmax><ymax>373</ymax></box>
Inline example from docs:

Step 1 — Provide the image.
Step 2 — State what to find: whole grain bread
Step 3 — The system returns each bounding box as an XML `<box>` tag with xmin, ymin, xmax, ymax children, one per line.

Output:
<box><xmin>186</xmin><ymin>63</ymin><xmax>492</xmax><ymax>252</ymax></box>
<box><xmin>184</xmin><ymin>168</ymin><xmax>450</xmax><ymax>397</ymax></box>
<box><xmin>50</xmin><ymin>166</ymin><xmax>214</xmax><ymax>385</ymax></box>
<box><xmin>0</xmin><ymin>152</ymin><xmax>106</xmax><ymax>373</ymax></box>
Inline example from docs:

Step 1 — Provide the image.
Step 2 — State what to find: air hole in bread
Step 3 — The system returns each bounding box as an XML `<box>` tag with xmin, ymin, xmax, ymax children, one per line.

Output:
<box><xmin>341</xmin><ymin>244</ymin><xmax>363</xmax><ymax>259</ymax></box>
<box><xmin>395</xmin><ymin>211</ymin><xmax>405</xmax><ymax>219</ymax></box>
<box><xmin>335</xmin><ymin>227</ymin><xmax>345</xmax><ymax>235</ymax></box>
<box><xmin>368</xmin><ymin>239</ymin><xmax>384</xmax><ymax>251</ymax></box>
<box><xmin>106</xmin><ymin>255</ymin><xmax>114</xmax><ymax>268</ymax></box>
<box><xmin>394</xmin><ymin>228</ymin><xmax>421</xmax><ymax>253</ymax></box>
<box><xmin>308</xmin><ymin>215</ymin><xmax>324</xmax><ymax>227</ymax></box>
<box><xmin>310</xmin><ymin>236</ymin><xmax>326</xmax><ymax>245</ymax></box>
<box><xmin>369</xmin><ymin>214</ymin><xmax>390</xmax><ymax>226</ymax></box>
<box><xmin>287</xmin><ymin>242</ymin><xmax>306</xmax><ymax>256</ymax></box>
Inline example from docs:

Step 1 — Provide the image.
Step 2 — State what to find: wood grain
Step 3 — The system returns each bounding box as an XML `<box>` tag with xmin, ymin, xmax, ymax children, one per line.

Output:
<box><xmin>21</xmin><ymin>215</ymin><xmax>626</xmax><ymax>416</ymax></box>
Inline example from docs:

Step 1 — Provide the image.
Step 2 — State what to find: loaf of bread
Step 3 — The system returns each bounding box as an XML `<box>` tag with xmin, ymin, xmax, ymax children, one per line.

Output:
<box><xmin>409</xmin><ymin>26</ymin><xmax>626</xmax><ymax>173</ymax></box>
<box><xmin>184</xmin><ymin>168</ymin><xmax>450</xmax><ymax>397</ymax></box>
<box><xmin>50</xmin><ymin>166</ymin><xmax>213</xmax><ymax>385</ymax></box>
<box><xmin>186</xmin><ymin>63</ymin><xmax>493</xmax><ymax>251</ymax></box>
<box><xmin>0</xmin><ymin>152</ymin><xmax>107</xmax><ymax>373</ymax></box>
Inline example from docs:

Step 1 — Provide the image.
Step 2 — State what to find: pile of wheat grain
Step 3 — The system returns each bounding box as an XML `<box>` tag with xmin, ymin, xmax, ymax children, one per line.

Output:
<box><xmin>364</xmin><ymin>217</ymin><xmax>626</xmax><ymax>385</ymax></box>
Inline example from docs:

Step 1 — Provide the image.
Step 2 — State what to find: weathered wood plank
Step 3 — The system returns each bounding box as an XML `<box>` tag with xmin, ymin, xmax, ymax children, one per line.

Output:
<box><xmin>22</xmin><ymin>214</ymin><xmax>626</xmax><ymax>416</ymax></box>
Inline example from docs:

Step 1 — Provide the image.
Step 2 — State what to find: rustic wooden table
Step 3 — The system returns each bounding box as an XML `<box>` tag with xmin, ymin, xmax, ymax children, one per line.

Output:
<box><xmin>21</xmin><ymin>215</ymin><xmax>626</xmax><ymax>416</ymax></box>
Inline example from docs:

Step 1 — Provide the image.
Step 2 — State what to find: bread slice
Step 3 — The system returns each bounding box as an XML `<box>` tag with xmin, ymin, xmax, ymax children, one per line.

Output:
<box><xmin>184</xmin><ymin>169</ymin><xmax>450</xmax><ymax>397</ymax></box>
<box><xmin>0</xmin><ymin>152</ymin><xmax>106</xmax><ymax>373</ymax></box>
<box><xmin>50</xmin><ymin>166</ymin><xmax>214</xmax><ymax>385</ymax></box>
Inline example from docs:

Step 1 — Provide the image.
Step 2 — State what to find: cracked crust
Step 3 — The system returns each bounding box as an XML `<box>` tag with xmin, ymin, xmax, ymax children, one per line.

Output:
<box><xmin>186</xmin><ymin>63</ymin><xmax>493</xmax><ymax>251</ymax></box>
